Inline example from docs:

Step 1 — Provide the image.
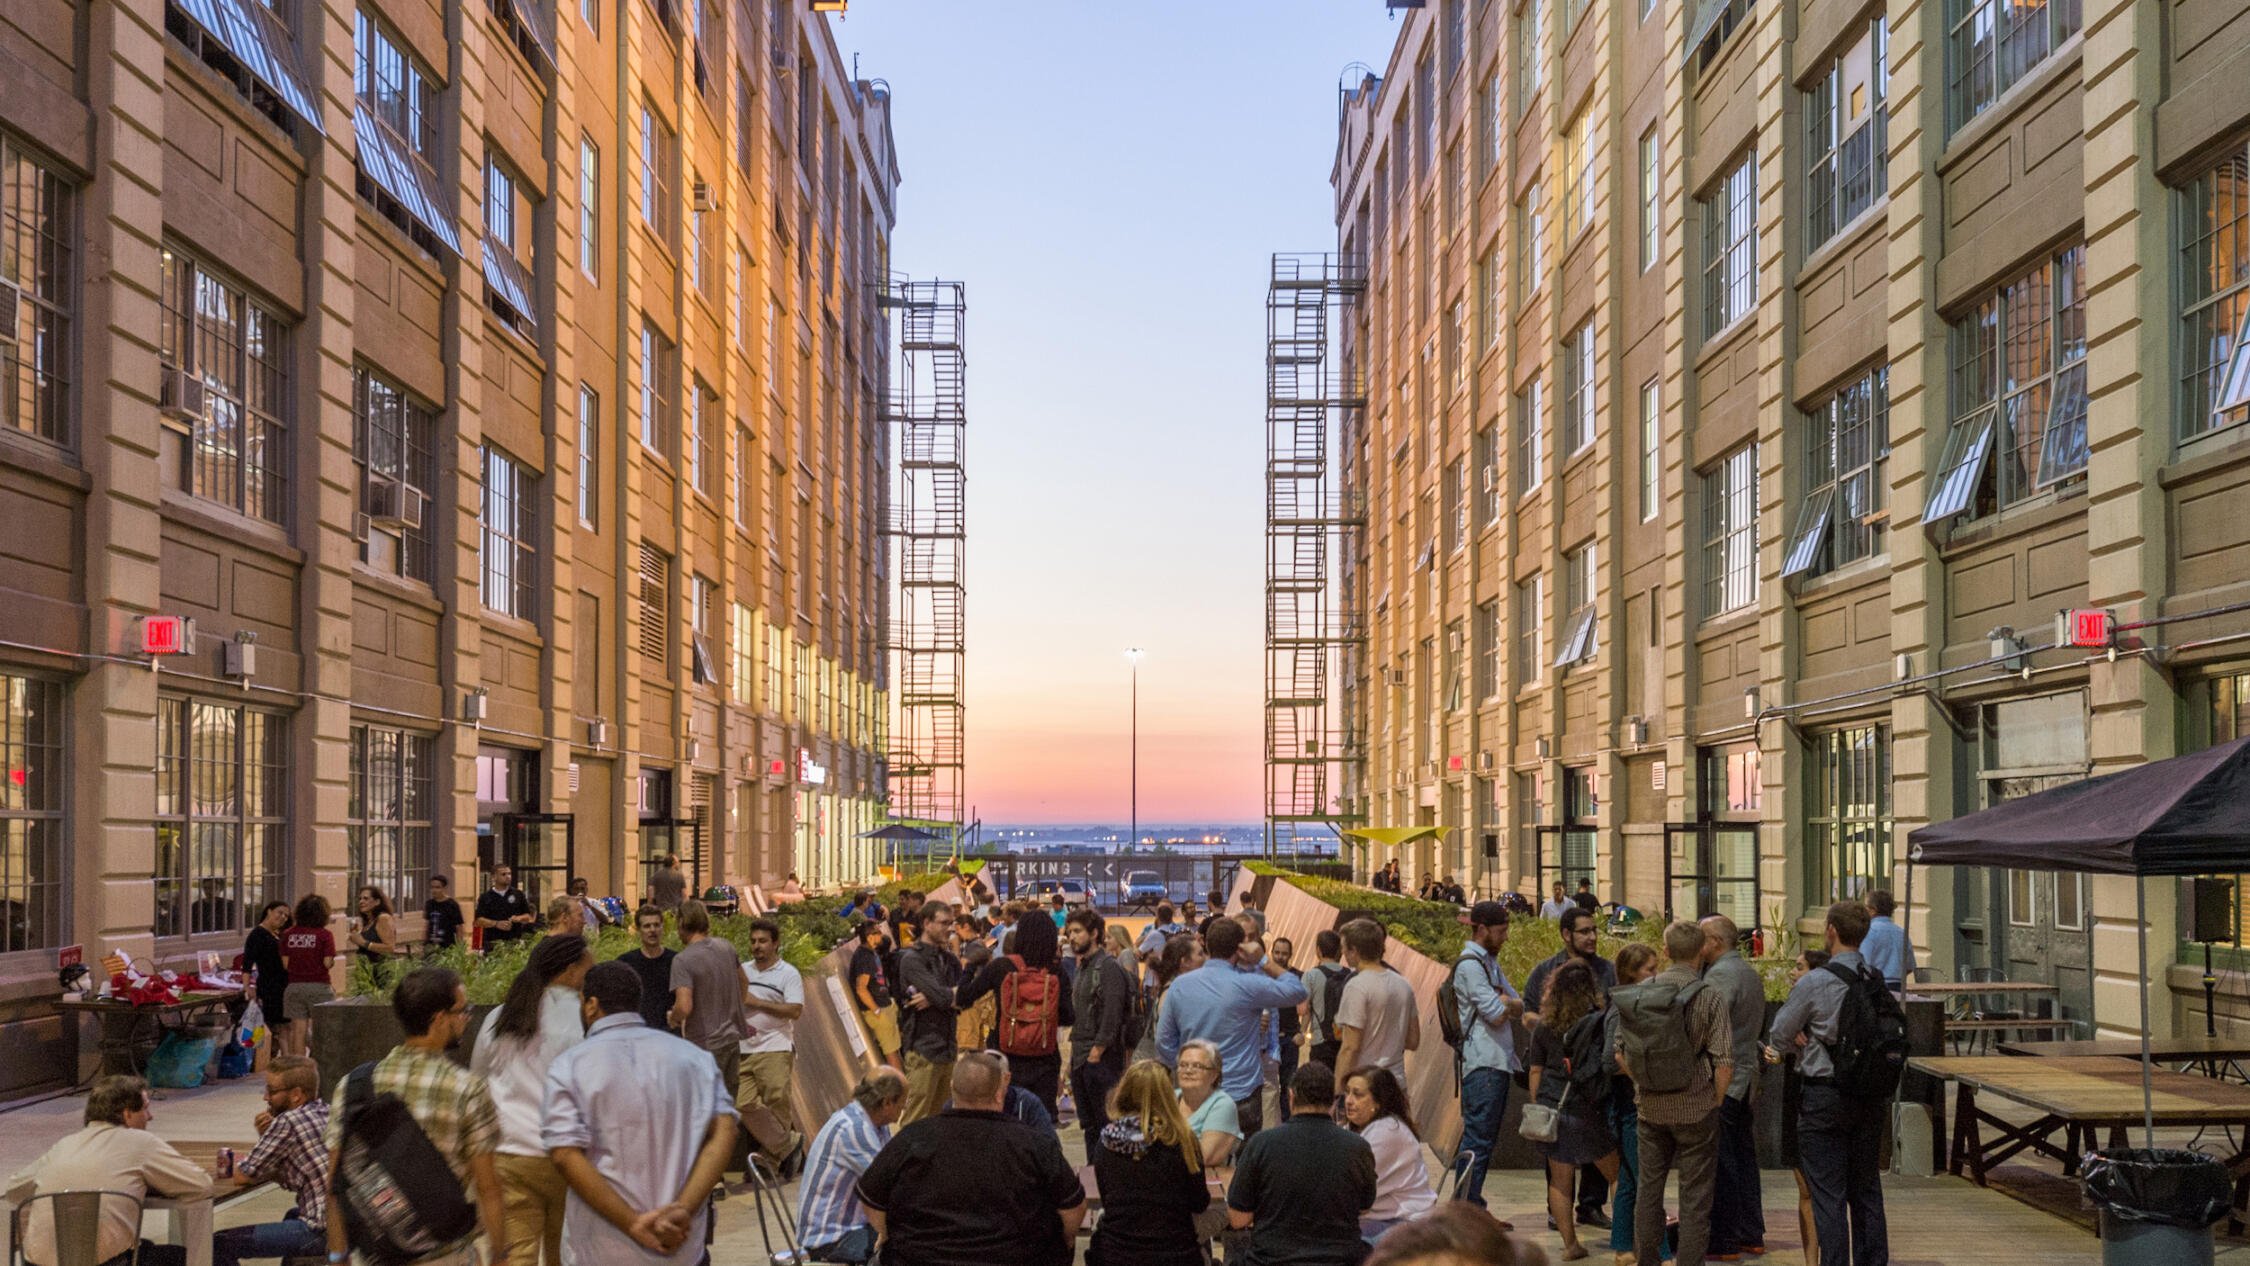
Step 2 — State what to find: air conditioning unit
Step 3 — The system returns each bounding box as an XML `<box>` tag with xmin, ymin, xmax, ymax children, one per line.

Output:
<box><xmin>1481</xmin><ymin>465</ymin><xmax>1498</xmax><ymax>492</ymax></box>
<box><xmin>1477</xmin><ymin>750</ymin><xmax>1495</xmax><ymax>770</ymax></box>
<box><xmin>693</xmin><ymin>181</ymin><xmax>717</xmax><ymax>212</ymax></box>
<box><xmin>158</xmin><ymin>362</ymin><xmax>207</xmax><ymax>420</ymax></box>
<box><xmin>366</xmin><ymin>479</ymin><xmax>425</xmax><ymax>530</ymax></box>
<box><xmin>0</xmin><ymin>279</ymin><xmax>22</xmax><ymax>343</ymax></box>
<box><xmin>1385</xmin><ymin>668</ymin><xmax>1408</xmax><ymax>687</ymax></box>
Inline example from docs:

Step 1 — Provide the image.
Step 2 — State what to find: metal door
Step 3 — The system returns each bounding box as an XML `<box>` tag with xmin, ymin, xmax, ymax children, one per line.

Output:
<box><xmin>1662</xmin><ymin>823</ymin><xmax>1760</xmax><ymax>932</ymax></box>
<box><xmin>499</xmin><ymin>813</ymin><xmax>574</xmax><ymax>912</ymax></box>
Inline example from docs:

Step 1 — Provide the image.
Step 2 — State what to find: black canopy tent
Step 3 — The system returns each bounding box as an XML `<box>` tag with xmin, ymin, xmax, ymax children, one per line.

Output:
<box><xmin>1905</xmin><ymin>736</ymin><xmax>2250</xmax><ymax>1143</ymax></box>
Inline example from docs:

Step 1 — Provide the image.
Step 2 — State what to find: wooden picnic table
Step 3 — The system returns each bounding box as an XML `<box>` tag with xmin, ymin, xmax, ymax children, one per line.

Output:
<box><xmin>1998</xmin><ymin>1036</ymin><xmax>2250</xmax><ymax>1083</ymax></box>
<box><xmin>172</xmin><ymin>1140</ymin><xmax>272</xmax><ymax>1204</ymax></box>
<box><xmin>1911</xmin><ymin>1055</ymin><xmax>2250</xmax><ymax>1196</ymax></box>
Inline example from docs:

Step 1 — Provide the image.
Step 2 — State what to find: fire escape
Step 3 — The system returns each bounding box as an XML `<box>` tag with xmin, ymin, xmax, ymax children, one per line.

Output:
<box><xmin>883</xmin><ymin>278</ymin><xmax>967</xmax><ymax>855</ymax></box>
<box><xmin>1265</xmin><ymin>253</ymin><xmax>1368</xmax><ymax>857</ymax></box>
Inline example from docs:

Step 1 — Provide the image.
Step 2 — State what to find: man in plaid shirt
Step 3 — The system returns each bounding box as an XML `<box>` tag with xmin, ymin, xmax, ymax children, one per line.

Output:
<box><xmin>215</xmin><ymin>1055</ymin><xmax>332</xmax><ymax>1265</ymax></box>
<box><xmin>324</xmin><ymin>968</ymin><xmax>507</xmax><ymax>1266</ymax></box>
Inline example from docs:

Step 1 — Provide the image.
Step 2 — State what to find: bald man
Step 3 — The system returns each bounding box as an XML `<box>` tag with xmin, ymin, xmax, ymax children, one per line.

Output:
<box><xmin>1700</xmin><ymin>915</ymin><xmax>1768</xmax><ymax>1257</ymax></box>
<box><xmin>856</xmin><ymin>1051</ymin><xmax>1086</xmax><ymax>1265</ymax></box>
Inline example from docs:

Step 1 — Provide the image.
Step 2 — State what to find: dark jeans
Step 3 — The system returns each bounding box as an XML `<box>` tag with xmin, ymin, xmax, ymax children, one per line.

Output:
<box><xmin>102</xmin><ymin>1246</ymin><xmax>185</xmax><ymax>1266</ymax></box>
<box><xmin>1309</xmin><ymin>1039</ymin><xmax>1341</xmax><ymax>1076</ymax></box>
<box><xmin>1278</xmin><ymin>1027</ymin><xmax>1301</xmax><ymax>1088</ymax></box>
<box><xmin>807</xmin><ymin>1223</ymin><xmax>879</xmax><ymax>1263</ymax></box>
<box><xmin>1071</xmin><ymin>1052</ymin><xmax>1124</xmax><ymax>1137</ymax></box>
<box><xmin>1800</xmin><ymin>1084</ymin><xmax>1889</xmax><ymax>1266</ymax></box>
<box><xmin>1710</xmin><ymin>1094</ymin><xmax>1766</xmax><ymax>1253</ymax></box>
<box><xmin>1636</xmin><ymin>1109</ymin><xmax>1718</xmax><ymax>1266</ymax></box>
<box><xmin>213</xmin><ymin>1216</ymin><xmax>326</xmax><ymax>1266</ymax></box>
<box><xmin>1455</xmin><ymin>1066</ymin><xmax>1510</xmax><ymax>1206</ymax></box>
<box><xmin>1010</xmin><ymin>1050</ymin><xmax>1063</xmax><ymax>1119</ymax></box>
<box><xmin>1578</xmin><ymin>1162</ymin><xmax>1611</xmax><ymax>1221</ymax></box>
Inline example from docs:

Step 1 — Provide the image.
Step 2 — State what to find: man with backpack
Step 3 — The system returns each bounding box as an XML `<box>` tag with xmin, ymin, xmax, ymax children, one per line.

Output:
<box><xmin>323</xmin><ymin>967</ymin><xmax>505</xmax><ymax>1266</ymax></box>
<box><xmin>1445</xmin><ymin>901</ymin><xmax>1524</xmax><ymax>1210</ymax></box>
<box><xmin>1302</xmin><ymin>929</ymin><xmax>1351</xmax><ymax>1072</ymax></box>
<box><xmin>1613</xmin><ymin>922</ymin><xmax>1734</xmax><ymax>1266</ymax></box>
<box><xmin>1064</xmin><ymin>909</ymin><xmax>1133</xmax><ymax>1136</ymax></box>
<box><xmin>1769</xmin><ymin>900</ymin><xmax>1898</xmax><ymax>1266</ymax></box>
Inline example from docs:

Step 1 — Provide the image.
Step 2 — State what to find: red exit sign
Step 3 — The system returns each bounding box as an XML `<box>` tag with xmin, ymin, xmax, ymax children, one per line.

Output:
<box><xmin>138</xmin><ymin>616</ymin><xmax>195</xmax><ymax>656</ymax></box>
<box><xmin>2059</xmin><ymin>608</ymin><xmax>2114</xmax><ymax>649</ymax></box>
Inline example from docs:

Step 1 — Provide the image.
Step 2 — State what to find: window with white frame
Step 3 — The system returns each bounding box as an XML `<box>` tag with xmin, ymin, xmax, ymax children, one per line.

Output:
<box><xmin>576</xmin><ymin>385</ymin><xmax>598</xmax><ymax>529</ymax></box>
<box><xmin>481</xmin><ymin>445</ymin><xmax>537</xmax><ymax>621</ymax></box>
<box><xmin>1927</xmin><ymin>243</ymin><xmax>2087</xmax><ymax>522</ymax></box>
<box><xmin>731</xmin><ymin>601</ymin><xmax>755</xmax><ymax>704</ymax></box>
<box><xmin>155</xmin><ymin>697</ymin><xmax>286</xmax><ymax>939</ymax></box>
<box><xmin>347</xmin><ymin>724</ymin><xmax>434</xmax><ymax>909</ymax></box>
<box><xmin>1563</xmin><ymin>104</ymin><xmax>1596</xmax><ymax>240</ymax></box>
<box><xmin>1784</xmin><ymin>364</ymin><xmax>1890</xmax><ymax>581</ymax></box>
<box><xmin>1703</xmin><ymin>151</ymin><xmax>1758</xmax><ymax>337</ymax></box>
<box><xmin>1475</xmin><ymin>423</ymin><xmax>1500</xmax><ymax>525</ymax></box>
<box><xmin>1564</xmin><ymin>321</ymin><xmax>1596</xmax><ymax>453</ymax></box>
<box><xmin>578</xmin><ymin>135</ymin><xmax>599</xmax><ymax>279</ymax></box>
<box><xmin>1477</xmin><ymin>246</ymin><xmax>1500</xmax><ymax>349</ymax></box>
<box><xmin>1519</xmin><ymin>178</ymin><xmax>1546</xmax><ymax>302</ymax></box>
<box><xmin>483</xmin><ymin>156</ymin><xmax>537</xmax><ymax>340</ymax></box>
<box><xmin>0</xmin><ymin>137</ymin><xmax>72</xmax><ymax>446</ymax></box>
<box><xmin>1476</xmin><ymin>600</ymin><xmax>1502</xmax><ymax>699</ymax></box>
<box><xmin>1702</xmin><ymin>442</ymin><xmax>1758</xmax><ymax>616</ymax></box>
<box><xmin>1516</xmin><ymin>0</ymin><xmax>1546</xmax><ymax>115</ymax></box>
<box><xmin>1807</xmin><ymin>18</ymin><xmax>1889</xmax><ymax>251</ymax></box>
<box><xmin>734</xmin><ymin>423</ymin><xmax>751</xmax><ymax>528</ymax></box>
<box><xmin>2179</xmin><ymin>142</ymin><xmax>2250</xmax><ymax>442</ymax></box>
<box><xmin>352</xmin><ymin>366</ymin><xmax>436</xmax><ymax>583</ymax></box>
<box><xmin>639</xmin><ymin>322</ymin><xmax>675</xmax><ymax>458</ymax></box>
<box><xmin>1516</xmin><ymin>573</ymin><xmax>1546</xmax><ymax>683</ymax></box>
<box><xmin>639</xmin><ymin>102</ymin><xmax>676</xmax><ymax>247</ymax></box>
<box><xmin>1638</xmin><ymin>377</ymin><xmax>1661</xmax><ymax>521</ymax></box>
<box><xmin>1947</xmin><ymin>0</ymin><xmax>2079</xmax><ymax>133</ymax></box>
<box><xmin>1638</xmin><ymin>127</ymin><xmax>1659</xmax><ymax>273</ymax></box>
<box><xmin>160</xmin><ymin>246</ymin><xmax>290</xmax><ymax>524</ymax></box>
<box><xmin>1556</xmin><ymin>541</ymin><xmax>1597</xmax><ymax>666</ymax></box>
<box><xmin>1516</xmin><ymin>378</ymin><xmax>1544</xmax><ymax>495</ymax></box>
<box><xmin>1445</xmin><ymin>458</ymin><xmax>1467</xmax><ymax>552</ymax></box>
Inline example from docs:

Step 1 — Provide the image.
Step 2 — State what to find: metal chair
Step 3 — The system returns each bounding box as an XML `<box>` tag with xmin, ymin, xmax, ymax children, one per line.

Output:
<box><xmin>1434</xmin><ymin>1147</ymin><xmax>1482</xmax><ymax>1201</ymax></box>
<box><xmin>1961</xmin><ymin>966</ymin><xmax>2023</xmax><ymax>1055</ymax></box>
<box><xmin>745</xmin><ymin>1154</ymin><xmax>807</xmax><ymax>1266</ymax></box>
<box><xmin>13</xmin><ymin>1189</ymin><xmax>145</xmax><ymax>1266</ymax></box>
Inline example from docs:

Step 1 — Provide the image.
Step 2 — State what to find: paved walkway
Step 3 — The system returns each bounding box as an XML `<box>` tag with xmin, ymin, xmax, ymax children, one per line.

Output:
<box><xmin>0</xmin><ymin>1078</ymin><xmax>2174</xmax><ymax>1264</ymax></box>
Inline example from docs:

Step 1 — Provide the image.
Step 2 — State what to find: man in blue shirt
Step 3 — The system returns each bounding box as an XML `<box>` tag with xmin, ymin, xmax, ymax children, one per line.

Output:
<box><xmin>1859</xmin><ymin>889</ymin><xmax>1916</xmax><ymax>990</ymax></box>
<box><xmin>796</xmin><ymin>1068</ymin><xmax>906</xmax><ymax>1263</ymax></box>
<box><xmin>1770</xmin><ymin>901</ymin><xmax>1891</xmax><ymax>1266</ymax></box>
<box><xmin>1156</xmin><ymin>917</ymin><xmax>1309</xmax><ymax>1136</ymax></box>
<box><xmin>1452</xmin><ymin>900</ymin><xmax>1524</xmax><ymax>1209</ymax></box>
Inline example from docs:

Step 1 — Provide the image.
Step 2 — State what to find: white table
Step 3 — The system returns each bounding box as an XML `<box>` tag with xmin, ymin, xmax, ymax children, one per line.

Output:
<box><xmin>2</xmin><ymin>1178</ymin><xmax>214</xmax><ymax>1266</ymax></box>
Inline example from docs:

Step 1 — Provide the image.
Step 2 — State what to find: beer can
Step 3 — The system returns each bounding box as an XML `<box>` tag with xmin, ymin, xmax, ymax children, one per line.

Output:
<box><xmin>217</xmin><ymin>1146</ymin><xmax>234</xmax><ymax>1178</ymax></box>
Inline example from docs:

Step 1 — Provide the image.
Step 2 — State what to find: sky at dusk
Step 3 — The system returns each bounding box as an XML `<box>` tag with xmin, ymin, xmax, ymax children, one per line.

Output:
<box><xmin>837</xmin><ymin>3</ymin><xmax>1403</xmax><ymax>826</ymax></box>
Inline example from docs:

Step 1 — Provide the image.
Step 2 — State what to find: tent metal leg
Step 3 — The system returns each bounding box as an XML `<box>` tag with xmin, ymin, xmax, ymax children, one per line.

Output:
<box><xmin>2138</xmin><ymin>876</ymin><xmax>2155</xmax><ymax>1148</ymax></box>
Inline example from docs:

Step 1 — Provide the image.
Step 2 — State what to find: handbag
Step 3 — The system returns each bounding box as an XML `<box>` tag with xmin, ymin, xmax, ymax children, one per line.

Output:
<box><xmin>1520</xmin><ymin>1075</ymin><xmax>1571</xmax><ymax>1142</ymax></box>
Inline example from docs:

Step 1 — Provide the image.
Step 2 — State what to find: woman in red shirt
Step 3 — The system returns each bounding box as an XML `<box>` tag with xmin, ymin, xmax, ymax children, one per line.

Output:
<box><xmin>278</xmin><ymin>894</ymin><xmax>335</xmax><ymax>1059</ymax></box>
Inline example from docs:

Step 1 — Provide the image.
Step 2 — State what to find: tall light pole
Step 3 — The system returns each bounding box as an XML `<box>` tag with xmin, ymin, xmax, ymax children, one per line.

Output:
<box><xmin>1126</xmin><ymin>648</ymin><xmax>1143</xmax><ymax>850</ymax></box>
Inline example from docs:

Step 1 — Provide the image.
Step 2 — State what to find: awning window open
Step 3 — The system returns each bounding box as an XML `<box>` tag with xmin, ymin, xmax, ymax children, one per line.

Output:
<box><xmin>173</xmin><ymin>0</ymin><xmax>326</xmax><ymax>133</ymax></box>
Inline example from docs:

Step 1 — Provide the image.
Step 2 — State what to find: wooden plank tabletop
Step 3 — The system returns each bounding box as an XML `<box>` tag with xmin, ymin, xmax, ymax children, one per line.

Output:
<box><xmin>1910</xmin><ymin>1056</ymin><xmax>2250</xmax><ymax>1122</ymax></box>
<box><xmin>1907</xmin><ymin>981</ymin><xmax>2059</xmax><ymax>996</ymax></box>
<box><xmin>1998</xmin><ymin>1036</ymin><xmax>2250</xmax><ymax>1060</ymax></box>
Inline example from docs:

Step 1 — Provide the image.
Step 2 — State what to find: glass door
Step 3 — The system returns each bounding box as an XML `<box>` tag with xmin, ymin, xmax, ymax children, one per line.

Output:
<box><xmin>498</xmin><ymin>813</ymin><xmax>574</xmax><ymax>912</ymax></box>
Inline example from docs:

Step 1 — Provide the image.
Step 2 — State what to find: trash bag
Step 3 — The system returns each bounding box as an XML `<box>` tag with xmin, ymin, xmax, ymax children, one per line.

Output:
<box><xmin>2082</xmin><ymin>1148</ymin><xmax>2233</xmax><ymax>1229</ymax></box>
<box><xmin>214</xmin><ymin>1037</ymin><xmax>255</xmax><ymax>1080</ymax></box>
<box><xmin>146</xmin><ymin>1030</ymin><xmax>217</xmax><ymax>1089</ymax></box>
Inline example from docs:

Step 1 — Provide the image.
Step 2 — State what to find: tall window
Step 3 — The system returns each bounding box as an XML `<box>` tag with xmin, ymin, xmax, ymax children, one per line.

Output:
<box><xmin>1444</xmin><ymin>458</ymin><xmax>1467</xmax><ymax>552</ymax></box>
<box><xmin>1808</xmin><ymin>724</ymin><xmax>1891</xmax><ymax>903</ymax></box>
<box><xmin>1638</xmin><ymin>378</ymin><xmax>1661</xmax><ymax>521</ymax></box>
<box><xmin>1475</xmin><ymin>600</ymin><xmax>1502</xmax><ymax>700</ymax></box>
<box><xmin>1784</xmin><ymin>365</ymin><xmax>1890</xmax><ymax>580</ymax></box>
<box><xmin>578</xmin><ymin>135</ymin><xmax>599</xmax><ymax>279</ymax></box>
<box><xmin>0</xmin><ymin>672</ymin><xmax>65</xmax><ymax>954</ymax></box>
<box><xmin>638</xmin><ymin>322</ymin><xmax>675</xmax><ymax>458</ymax></box>
<box><xmin>1476</xmin><ymin>246</ymin><xmax>1500</xmax><ymax>349</ymax></box>
<box><xmin>639</xmin><ymin>103</ymin><xmax>676</xmax><ymax>247</ymax></box>
<box><xmin>155</xmin><ymin>698</ymin><xmax>286</xmax><ymax>940</ymax></box>
<box><xmin>1415</xmin><ymin>56</ymin><xmax>1435</xmax><ymax>180</ymax></box>
<box><xmin>1563</xmin><ymin>105</ymin><xmax>1596</xmax><ymax>240</ymax></box>
<box><xmin>731</xmin><ymin>601</ymin><xmax>756</xmax><ymax>703</ymax></box>
<box><xmin>734</xmin><ymin>423</ymin><xmax>751</xmax><ymax>528</ymax></box>
<box><xmin>1515</xmin><ymin>378</ymin><xmax>1544</xmax><ymax>495</ymax></box>
<box><xmin>1702</xmin><ymin>442</ymin><xmax>1758</xmax><ymax>616</ymax></box>
<box><xmin>1807</xmin><ymin>19</ymin><xmax>1889</xmax><ymax>250</ymax></box>
<box><xmin>160</xmin><ymin>247</ymin><xmax>289</xmax><ymax>523</ymax></box>
<box><xmin>1515</xmin><ymin>0</ymin><xmax>1546</xmax><ymax>114</ymax></box>
<box><xmin>1947</xmin><ymin>0</ymin><xmax>2079</xmax><ymax>131</ymax></box>
<box><xmin>1518</xmin><ymin>178</ymin><xmax>1546</xmax><ymax>302</ymax></box>
<box><xmin>1563</xmin><ymin>322</ymin><xmax>1596</xmax><ymax>453</ymax></box>
<box><xmin>731</xmin><ymin>243</ymin><xmax>746</xmax><ymax>347</ymax></box>
<box><xmin>1928</xmin><ymin>243</ymin><xmax>2087</xmax><ymax>522</ymax></box>
<box><xmin>691</xmin><ymin>382</ymin><xmax>719</xmax><ymax>498</ymax></box>
<box><xmin>1475</xmin><ymin>423</ymin><xmax>1500</xmax><ymax>525</ymax></box>
<box><xmin>576</xmin><ymin>385</ymin><xmax>598</xmax><ymax>529</ymax></box>
<box><xmin>1</xmin><ymin>137</ymin><xmax>72</xmax><ymax>446</ymax></box>
<box><xmin>1703</xmin><ymin>151</ymin><xmax>1758</xmax><ymax>336</ymax></box>
<box><xmin>355</xmin><ymin>12</ymin><xmax>438</xmax><ymax>157</ymax></box>
<box><xmin>689</xmin><ymin>173</ymin><xmax>710</xmax><ymax>298</ymax></box>
<box><xmin>347</xmin><ymin>725</ymin><xmax>434</xmax><ymax>908</ymax></box>
<box><xmin>1638</xmin><ymin>128</ymin><xmax>1659</xmax><ymax>273</ymax></box>
<box><xmin>2179</xmin><ymin>142</ymin><xmax>2250</xmax><ymax>442</ymax></box>
<box><xmin>685</xmin><ymin>379</ymin><xmax>706</xmax><ymax>493</ymax></box>
<box><xmin>351</xmin><ymin>367</ymin><xmax>436</xmax><ymax>583</ymax></box>
<box><xmin>1556</xmin><ymin>542</ymin><xmax>1597</xmax><ymax>667</ymax></box>
<box><xmin>1515</xmin><ymin>574</ymin><xmax>1545</xmax><ymax>685</ymax></box>
<box><xmin>481</xmin><ymin>445</ymin><xmax>537</xmax><ymax>621</ymax></box>
<box><xmin>353</xmin><ymin>11</ymin><xmax>448</xmax><ymax>254</ymax></box>
<box><xmin>638</xmin><ymin>543</ymin><xmax>671</xmax><ymax>669</ymax></box>
<box><xmin>483</xmin><ymin>157</ymin><xmax>536</xmax><ymax>340</ymax></box>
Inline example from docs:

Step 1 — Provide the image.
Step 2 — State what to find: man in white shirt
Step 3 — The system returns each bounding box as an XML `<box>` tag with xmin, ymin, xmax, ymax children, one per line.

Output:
<box><xmin>741</xmin><ymin>917</ymin><xmax>806</xmax><ymax>1170</ymax></box>
<box><xmin>544</xmin><ymin>962</ymin><xmax>737</xmax><ymax>1263</ymax></box>
<box><xmin>1539</xmin><ymin>881</ymin><xmax>1576</xmax><ymax>923</ymax></box>
<box><xmin>1332</xmin><ymin>917</ymin><xmax>1420</xmax><ymax>1090</ymax></box>
<box><xmin>8</xmin><ymin>1076</ymin><xmax>213</xmax><ymax>1266</ymax></box>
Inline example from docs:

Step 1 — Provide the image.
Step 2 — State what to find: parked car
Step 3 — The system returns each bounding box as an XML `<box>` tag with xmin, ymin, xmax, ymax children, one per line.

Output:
<box><xmin>1121</xmin><ymin>871</ymin><xmax>1168</xmax><ymax>906</ymax></box>
<box><xmin>1023</xmin><ymin>878</ymin><xmax>1094</xmax><ymax>908</ymax></box>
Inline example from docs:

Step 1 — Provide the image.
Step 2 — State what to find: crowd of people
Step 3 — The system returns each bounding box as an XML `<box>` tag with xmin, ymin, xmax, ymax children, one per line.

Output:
<box><xmin>8</xmin><ymin>870</ymin><xmax>1910</xmax><ymax>1266</ymax></box>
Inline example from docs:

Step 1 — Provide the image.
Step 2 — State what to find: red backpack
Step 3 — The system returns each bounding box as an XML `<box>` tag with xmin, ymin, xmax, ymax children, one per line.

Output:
<box><xmin>996</xmin><ymin>954</ymin><xmax>1061</xmax><ymax>1058</ymax></box>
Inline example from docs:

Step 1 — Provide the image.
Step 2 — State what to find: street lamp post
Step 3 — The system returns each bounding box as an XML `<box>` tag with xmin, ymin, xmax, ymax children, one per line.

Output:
<box><xmin>1126</xmin><ymin>648</ymin><xmax>1143</xmax><ymax>850</ymax></box>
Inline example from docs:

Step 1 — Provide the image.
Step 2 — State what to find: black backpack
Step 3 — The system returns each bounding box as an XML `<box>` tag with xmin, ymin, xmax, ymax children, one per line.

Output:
<box><xmin>333</xmin><ymin>1062</ymin><xmax>479</xmax><ymax>1266</ymax></box>
<box><xmin>1311</xmin><ymin>963</ymin><xmax>1356</xmax><ymax>1046</ymax></box>
<box><xmin>1437</xmin><ymin>951</ymin><xmax>1496</xmax><ymax>1051</ymax></box>
<box><xmin>1822</xmin><ymin>961</ymin><xmax>1910</xmax><ymax>1099</ymax></box>
<box><xmin>1562</xmin><ymin>1009</ymin><xmax>1613</xmax><ymax>1097</ymax></box>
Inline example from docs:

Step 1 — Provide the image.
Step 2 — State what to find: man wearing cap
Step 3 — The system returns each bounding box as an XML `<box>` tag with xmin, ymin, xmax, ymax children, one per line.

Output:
<box><xmin>1451</xmin><ymin>900</ymin><xmax>1525</xmax><ymax>1211</ymax></box>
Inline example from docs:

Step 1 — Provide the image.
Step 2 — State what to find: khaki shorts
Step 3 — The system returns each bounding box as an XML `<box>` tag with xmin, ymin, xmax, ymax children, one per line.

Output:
<box><xmin>862</xmin><ymin>1004</ymin><xmax>901</xmax><ymax>1056</ymax></box>
<box><xmin>282</xmin><ymin>981</ymin><xmax>334</xmax><ymax>1022</ymax></box>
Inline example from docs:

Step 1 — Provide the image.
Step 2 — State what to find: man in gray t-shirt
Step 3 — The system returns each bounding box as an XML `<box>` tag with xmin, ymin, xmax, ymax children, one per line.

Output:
<box><xmin>1331</xmin><ymin>917</ymin><xmax>1421</xmax><ymax>1087</ymax></box>
<box><xmin>669</xmin><ymin>901</ymin><xmax>747</xmax><ymax>1109</ymax></box>
<box><xmin>650</xmin><ymin>855</ymin><xmax>689</xmax><ymax>912</ymax></box>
